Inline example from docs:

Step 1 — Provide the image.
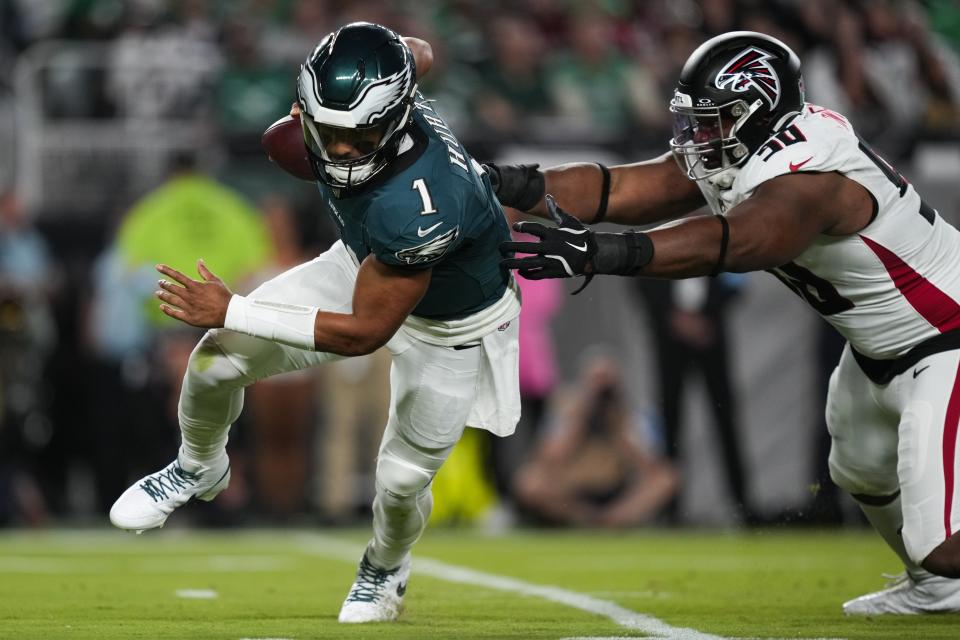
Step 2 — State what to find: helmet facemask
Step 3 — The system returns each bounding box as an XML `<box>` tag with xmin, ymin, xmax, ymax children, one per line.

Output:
<box><xmin>669</xmin><ymin>95</ymin><xmax>765</xmax><ymax>181</ymax></box>
<box><xmin>299</xmin><ymin>94</ymin><xmax>414</xmax><ymax>190</ymax></box>
<box><xmin>296</xmin><ymin>23</ymin><xmax>418</xmax><ymax>194</ymax></box>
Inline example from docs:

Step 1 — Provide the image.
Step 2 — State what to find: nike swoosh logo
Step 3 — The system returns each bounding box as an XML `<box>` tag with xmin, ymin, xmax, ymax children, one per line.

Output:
<box><xmin>565</xmin><ymin>241</ymin><xmax>588</xmax><ymax>252</ymax></box>
<box><xmin>789</xmin><ymin>157</ymin><xmax>814</xmax><ymax>172</ymax></box>
<box><xmin>397</xmin><ymin>582</ymin><xmax>407</xmax><ymax>597</ymax></box>
<box><xmin>913</xmin><ymin>365</ymin><xmax>930</xmax><ymax>379</ymax></box>
<box><xmin>417</xmin><ymin>222</ymin><xmax>443</xmax><ymax>237</ymax></box>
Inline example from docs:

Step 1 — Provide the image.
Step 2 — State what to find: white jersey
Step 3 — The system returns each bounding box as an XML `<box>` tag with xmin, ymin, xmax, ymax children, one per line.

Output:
<box><xmin>699</xmin><ymin>103</ymin><xmax>960</xmax><ymax>360</ymax></box>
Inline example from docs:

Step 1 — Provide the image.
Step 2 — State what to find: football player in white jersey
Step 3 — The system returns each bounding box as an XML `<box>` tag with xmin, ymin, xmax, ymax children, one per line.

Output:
<box><xmin>493</xmin><ymin>30</ymin><xmax>960</xmax><ymax>615</ymax></box>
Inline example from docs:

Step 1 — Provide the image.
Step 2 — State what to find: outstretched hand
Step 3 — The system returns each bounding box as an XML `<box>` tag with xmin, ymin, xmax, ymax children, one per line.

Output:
<box><xmin>155</xmin><ymin>260</ymin><xmax>233</xmax><ymax>328</ymax></box>
<box><xmin>500</xmin><ymin>195</ymin><xmax>597</xmax><ymax>291</ymax></box>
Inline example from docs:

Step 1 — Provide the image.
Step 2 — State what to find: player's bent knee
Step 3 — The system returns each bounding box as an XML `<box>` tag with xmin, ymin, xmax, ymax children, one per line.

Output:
<box><xmin>922</xmin><ymin>536</ymin><xmax>960</xmax><ymax>578</ymax></box>
<box><xmin>185</xmin><ymin>332</ymin><xmax>253</xmax><ymax>391</ymax></box>
<box><xmin>376</xmin><ymin>453</ymin><xmax>433</xmax><ymax>497</ymax></box>
<box><xmin>827</xmin><ymin>454</ymin><xmax>896</xmax><ymax>499</ymax></box>
<box><xmin>827</xmin><ymin>457</ymin><xmax>860</xmax><ymax>495</ymax></box>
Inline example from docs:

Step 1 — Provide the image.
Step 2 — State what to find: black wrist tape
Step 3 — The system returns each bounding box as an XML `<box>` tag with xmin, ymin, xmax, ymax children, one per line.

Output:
<box><xmin>592</xmin><ymin>231</ymin><xmax>654</xmax><ymax>276</ymax></box>
<box><xmin>709</xmin><ymin>215</ymin><xmax>729</xmax><ymax>277</ymax></box>
<box><xmin>491</xmin><ymin>163</ymin><xmax>544</xmax><ymax>211</ymax></box>
<box><xmin>594</xmin><ymin>163</ymin><xmax>611</xmax><ymax>224</ymax></box>
<box><xmin>515</xmin><ymin>166</ymin><xmax>545</xmax><ymax>211</ymax></box>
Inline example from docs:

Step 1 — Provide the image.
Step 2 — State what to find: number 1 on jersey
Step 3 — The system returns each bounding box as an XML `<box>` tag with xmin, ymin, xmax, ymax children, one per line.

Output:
<box><xmin>412</xmin><ymin>178</ymin><xmax>437</xmax><ymax>215</ymax></box>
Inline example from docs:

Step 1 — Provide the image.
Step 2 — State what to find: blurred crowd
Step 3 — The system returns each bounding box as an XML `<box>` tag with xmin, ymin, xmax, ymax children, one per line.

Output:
<box><xmin>0</xmin><ymin>0</ymin><xmax>958</xmax><ymax>528</ymax></box>
<box><xmin>2</xmin><ymin>0</ymin><xmax>959</xmax><ymax>155</ymax></box>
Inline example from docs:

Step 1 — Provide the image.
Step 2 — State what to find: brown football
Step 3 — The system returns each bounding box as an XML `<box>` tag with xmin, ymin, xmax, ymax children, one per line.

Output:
<box><xmin>261</xmin><ymin>113</ymin><xmax>315</xmax><ymax>181</ymax></box>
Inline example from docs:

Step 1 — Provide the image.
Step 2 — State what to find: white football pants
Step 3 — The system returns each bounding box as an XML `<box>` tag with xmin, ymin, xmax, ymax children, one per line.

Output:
<box><xmin>828</xmin><ymin>343</ymin><xmax>960</xmax><ymax>565</ymax></box>
<box><xmin>177</xmin><ymin>241</ymin><xmax>514</xmax><ymax>569</ymax></box>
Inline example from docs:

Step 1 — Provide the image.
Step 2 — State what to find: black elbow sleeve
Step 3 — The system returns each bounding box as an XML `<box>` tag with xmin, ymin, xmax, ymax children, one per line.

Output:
<box><xmin>486</xmin><ymin>163</ymin><xmax>545</xmax><ymax>211</ymax></box>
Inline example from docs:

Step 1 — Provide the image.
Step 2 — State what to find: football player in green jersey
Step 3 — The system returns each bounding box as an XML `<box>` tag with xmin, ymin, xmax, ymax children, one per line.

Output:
<box><xmin>110</xmin><ymin>22</ymin><xmax>521</xmax><ymax>624</ymax></box>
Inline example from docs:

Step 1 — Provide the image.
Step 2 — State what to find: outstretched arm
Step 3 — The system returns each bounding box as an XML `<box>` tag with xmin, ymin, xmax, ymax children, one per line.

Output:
<box><xmin>502</xmin><ymin>170</ymin><xmax>873</xmax><ymax>282</ymax></box>
<box><xmin>490</xmin><ymin>152</ymin><xmax>705</xmax><ymax>226</ymax></box>
<box><xmin>641</xmin><ymin>171</ymin><xmax>869</xmax><ymax>276</ymax></box>
<box><xmin>155</xmin><ymin>256</ymin><xmax>430</xmax><ymax>356</ymax></box>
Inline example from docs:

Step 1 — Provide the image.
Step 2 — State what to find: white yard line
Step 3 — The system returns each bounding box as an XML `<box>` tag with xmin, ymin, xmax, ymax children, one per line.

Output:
<box><xmin>297</xmin><ymin>534</ymin><xmax>844</xmax><ymax>640</ymax></box>
<box><xmin>175</xmin><ymin>589</ymin><xmax>218</xmax><ymax>599</ymax></box>
<box><xmin>0</xmin><ymin>531</ymin><xmax>845</xmax><ymax>640</ymax></box>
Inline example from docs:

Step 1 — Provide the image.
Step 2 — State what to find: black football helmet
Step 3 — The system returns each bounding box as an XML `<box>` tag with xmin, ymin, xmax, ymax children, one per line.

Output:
<box><xmin>669</xmin><ymin>31</ymin><xmax>804</xmax><ymax>180</ymax></box>
<box><xmin>297</xmin><ymin>22</ymin><xmax>417</xmax><ymax>192</ymax></box>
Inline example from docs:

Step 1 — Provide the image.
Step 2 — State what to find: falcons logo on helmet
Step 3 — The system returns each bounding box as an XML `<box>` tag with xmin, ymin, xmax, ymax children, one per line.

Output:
<box><xmin>714</xmin><ymin>47</ymin><xmax>781</xmax><ymax>109</ymax></box>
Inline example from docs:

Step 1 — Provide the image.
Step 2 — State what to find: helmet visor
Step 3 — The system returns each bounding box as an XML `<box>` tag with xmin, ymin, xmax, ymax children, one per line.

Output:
<box><xmin>669</xmin><ymin>99</ymin><xmax>749</xmax><ymax>180</ymax></box>
<box><xmin>301</xmin><ymin>117</ymin><xmax>395</xmax><ymax>163</ymax></box>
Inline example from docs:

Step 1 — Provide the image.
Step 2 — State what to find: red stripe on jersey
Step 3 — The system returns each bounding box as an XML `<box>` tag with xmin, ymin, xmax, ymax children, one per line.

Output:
<box><xmin>860</xmin><ymin>235</ymin><xmax>960</xmax><ymax>332</ymax></box>
<box><xmin>943</xmin><ymin>359</ymin><xmax>960</xmax><ymax>538</ymax></box>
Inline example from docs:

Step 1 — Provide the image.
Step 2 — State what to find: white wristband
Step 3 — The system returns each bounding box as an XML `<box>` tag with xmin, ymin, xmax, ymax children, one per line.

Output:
<box><xmin>223</xmin><ymin>295</ymin><xmax>319</xmax><ymax>350</ymax></box>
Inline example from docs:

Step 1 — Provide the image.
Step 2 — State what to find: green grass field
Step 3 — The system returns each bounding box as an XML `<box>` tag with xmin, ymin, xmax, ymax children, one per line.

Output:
<box><xmin>1</xmin><ymin>527</ymin><xmax>958</xmax><ymax>639</ymax></box>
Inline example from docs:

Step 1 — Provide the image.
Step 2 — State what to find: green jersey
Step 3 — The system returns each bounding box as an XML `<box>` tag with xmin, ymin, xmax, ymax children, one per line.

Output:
<box><xmin>315</xmin><ymin>97</ymin><xmax>511</xmax><ymax>321</ymax></box>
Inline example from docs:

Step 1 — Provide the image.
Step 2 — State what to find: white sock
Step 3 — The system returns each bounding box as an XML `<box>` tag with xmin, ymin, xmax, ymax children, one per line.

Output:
<box><xmin>368</xmin><ymin>485</ymin><xmax>433</xmax><ymax>570</ymax></box>
<box><xmin>857</xmin><ymin>493</ymin><xmax>931</xmax><ymax>581</ymax></box>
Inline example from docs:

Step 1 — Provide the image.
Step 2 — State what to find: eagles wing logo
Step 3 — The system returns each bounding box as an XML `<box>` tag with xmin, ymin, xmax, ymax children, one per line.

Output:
<box><xmin>714</xmin><ymin>47</ymin><xmax>781</xmax><ymax>109</ymax></box>
<box><xmin>353</xmin><ymin>66</ymin><xmax>413</xmax><ymax>125</ymax></box>
<box><xmin>395</xmin><ymin>226</ymin><xmax>459</xmax><ymax>265</ymax></box>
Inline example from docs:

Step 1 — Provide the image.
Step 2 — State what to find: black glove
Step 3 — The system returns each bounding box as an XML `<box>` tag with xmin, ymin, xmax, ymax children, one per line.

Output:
<box><xmin>500</xmin><ymin>194</ymin><xmax>654</xmax><ymax>294</ymax></box>
<box><xmin>500</xmin><ymin>194</ymin><xmax>598</xmax><ymax>293</ymax></box>
<box><xmin>484</xmin><ymin>162</ymin><xmax>544</xmax><ymax>211</ymax></box>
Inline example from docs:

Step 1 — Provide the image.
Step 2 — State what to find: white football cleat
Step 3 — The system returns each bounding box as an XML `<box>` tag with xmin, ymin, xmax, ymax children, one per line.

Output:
<box><xmin>109</xmin><ymin>452</ymin><xmax>230</xmax><ymax>533</ymax></box>
<box><xmin>338</xmin><ymin>549</ymin><xmax>411</xmax><ymax>623</ymax></box>
<box><xmin>843</xmin><ymin>571</ymin><xmax>960</xmax><ymax>615</ymax></box>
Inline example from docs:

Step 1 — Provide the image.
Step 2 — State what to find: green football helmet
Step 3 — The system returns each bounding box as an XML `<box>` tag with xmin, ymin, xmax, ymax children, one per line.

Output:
<box><xmin>297</xmin><ymin>22</ymin><xmax>417</xmax><ymax>192</ymax></box>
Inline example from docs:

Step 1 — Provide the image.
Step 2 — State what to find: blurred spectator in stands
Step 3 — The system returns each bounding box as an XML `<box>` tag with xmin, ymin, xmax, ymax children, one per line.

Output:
<box><xmin>0</xmin><ymin>189</ymin><xmax>56</xmax><ymax>526</ymax></box>
<box><xmin>260</xmin><ymin>0</ymin><xmax>333</xmax><ymax>67</ymax></box>
<box><xmin>643</xmin><ymin>22</ymin><xmax>702</xmax><ymax>122</ymax></box>
<box><xmin>792</xmin><ymin>0</ymin><xmax>855</xmax><ymax>114</ymax></box>
<box><xmin>239</xmin><ymin>196</ymin><xmax>318</xmax><ymax>518</ymax></box>
<box><xmin>338</xmin><ymin>0</ymin><xmax>398</xmax><ymax>34</ymax></box>
<box><xmin>699</xmin><ymin>0</ymin><xmax>739</xmax><ymax>37</ymax></box>
<box><xmin>833</xmin><ymin>0</ymin><xmax>959</xmax><ymax>157</ymax></box>
<box><xmin>216</xmin><ymin>17</ymin><xmax>291</xmax><ymax>150</ymax></box>
<box><xmin>899</xmin><ymin>1</ymin><xmax>960</xmax><ymax>135</ymax></box>
<box><xmin>546</xmin><ymin>6</ymin><xmax>665</xmax><ymax>147</ymax></box>
<box><xmin>107</xmin><ymin>0</ymin><xmax>221</xmax><ymax>120</ymax></box>
<box><xmin>0</xmin><ymin>1</ymin><xmax>29</xmax><ymax>75</ymax></box>
<box><xmin>927</xmin><ymin>0</ymin><xmax>960</xmax><ymax>49</ymax></box>
<box><xmin>316</xmin><ymin>349</ymin><xmax>391</xmax><ymax>523</ymax></box>
<box><xmin>390</xmin><ymin>16</ymin><xmax>478</xmax><ymax>136</ymax></box>
<box><xmin>0</xmin><ymin>191</ymin><xmax>55</xmax><ymax>342</ymax></box>
<box><xmin>513</xmin><ymin>351</ymin><xmax>678</xmax><ymax>528</ymax></box>
<box><xmin>473</xmin><ymin>14</ymin><xmax>553</xmax><ymax>140</ymax></box>
<box><xmin>86</xmin><ymin>153</ymin><xmax>270</xmax><ymax>515</ymax></box>
<box><xmin>635</xmin><ymin>275</ymin><xmax>758</xmax><ymax>525</ymax></box>
<box><xmin>524</xmin><ymin>0</ymin><xmax>569</xmax><ymax>47</ymax></box>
